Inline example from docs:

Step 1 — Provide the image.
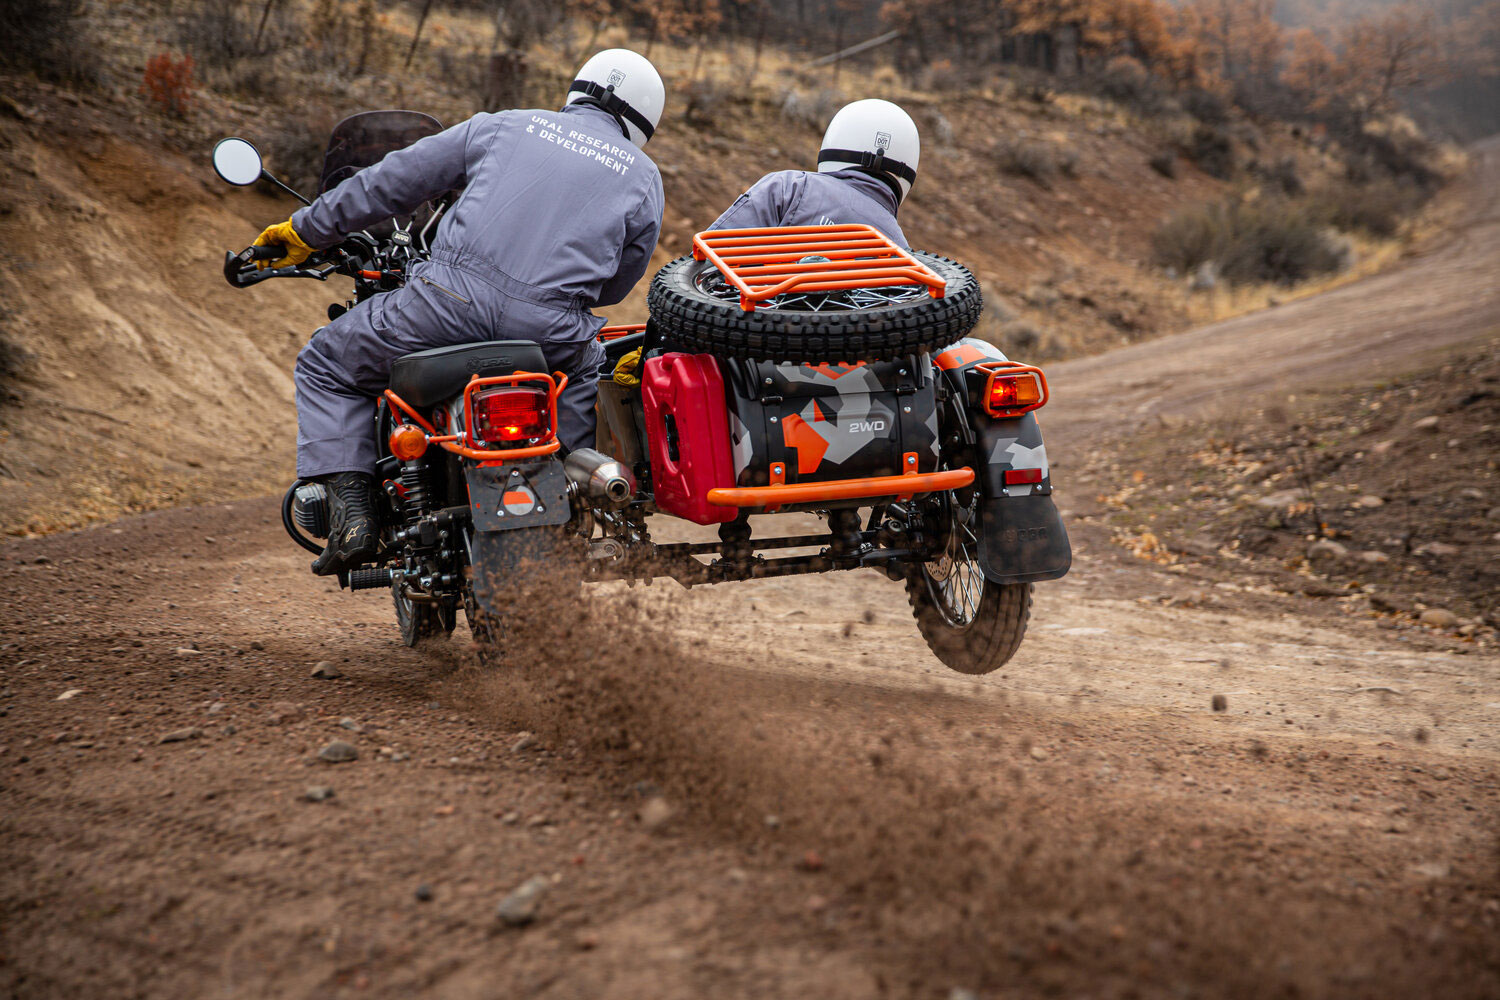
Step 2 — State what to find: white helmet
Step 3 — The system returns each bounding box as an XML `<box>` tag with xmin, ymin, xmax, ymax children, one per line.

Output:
<box><xmin>818</xmin><ymin>99</ymin><xmax>921</xmax><ymax>203</ymax></box>
<box><xmin>566</xmin><ymin>49</ymin><xmax>665</xmax><ymax>147</ymax></box>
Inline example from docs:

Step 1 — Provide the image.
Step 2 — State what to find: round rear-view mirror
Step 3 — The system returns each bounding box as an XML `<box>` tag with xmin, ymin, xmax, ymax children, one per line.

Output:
<box><xmin>212</xmin><ymin>137</ymin><xmax>264</xmax><ymax>186</ymax></box>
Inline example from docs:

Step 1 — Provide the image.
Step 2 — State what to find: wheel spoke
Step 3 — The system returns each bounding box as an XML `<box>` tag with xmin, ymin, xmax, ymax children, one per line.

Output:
<box><xmin>923</xmin><ymin>489</ymin><xmax>986</xmax><ymax>629</ymax></box>
<box><xmin>695</xmin><ymin>271</ymin><xmax>929</xmax><ymax>313</ymax></box>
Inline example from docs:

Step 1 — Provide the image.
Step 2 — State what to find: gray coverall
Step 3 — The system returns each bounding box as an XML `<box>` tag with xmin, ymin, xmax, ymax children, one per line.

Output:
<box><xmin>707</xmin><ymin>169</ymin><xmax>907</xmax><ymax>247</ymax></box>
<box><xmin>290</xmin><ymin>103</ymin><xmax>664</xmax><ymax>476</ymax></box>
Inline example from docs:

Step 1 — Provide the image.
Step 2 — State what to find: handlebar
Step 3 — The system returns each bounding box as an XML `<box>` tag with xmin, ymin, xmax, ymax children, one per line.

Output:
<box><xmin>222</xmin><ymin>231</ymin><xmax>410</xmax><ymax>290</ymax></box>
<box><xmin>223</xmin><ymin>243</ymin><xmax>336</xmax><ymax>289</ymax></box>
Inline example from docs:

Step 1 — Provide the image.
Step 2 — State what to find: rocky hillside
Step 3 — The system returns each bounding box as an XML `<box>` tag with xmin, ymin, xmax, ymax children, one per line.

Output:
<box><xmin>0</xmin><ymin>1</ymin><xmax>1453</xmax><ymax>535</ymax></box>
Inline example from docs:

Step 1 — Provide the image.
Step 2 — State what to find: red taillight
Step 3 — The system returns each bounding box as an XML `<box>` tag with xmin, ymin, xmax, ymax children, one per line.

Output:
<box><xmin>980</xmin><ymin>364</ymin><xmax>1049</xmax><ymax>418</ymax></box>
<box><xmin>472</xmin><ymin>387</ymin><xmax>550</xmax><ymax>445</ymax></box>
<box><xmin>1003</xmin><ymin>468</ymin><xmax>1043</xmax><ymax>485</ymax></box>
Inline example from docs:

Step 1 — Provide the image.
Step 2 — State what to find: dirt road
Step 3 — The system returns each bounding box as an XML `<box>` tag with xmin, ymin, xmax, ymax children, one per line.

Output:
<box><xmin>2</xmin><ymin>144</ymin><xmax>1498</xmax><ymax>998</ymax></box>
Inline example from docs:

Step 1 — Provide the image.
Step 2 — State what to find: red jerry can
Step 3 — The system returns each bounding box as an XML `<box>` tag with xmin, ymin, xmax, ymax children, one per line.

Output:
<box><xmin>640</xmin><ymin>352</ymin><xmax>738</xmax><ymax>525</ymax></box>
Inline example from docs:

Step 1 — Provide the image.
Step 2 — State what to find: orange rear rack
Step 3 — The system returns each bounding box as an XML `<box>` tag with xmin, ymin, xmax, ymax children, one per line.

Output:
<box><xmin>692</xmin><ymin>224</ymin><xmax>946</xmax><ymax>311</ymax></box>
<box><xmin>706</xmin><ymin>467</ymin><xmax>973</xmax><ymax>508</ymax></box>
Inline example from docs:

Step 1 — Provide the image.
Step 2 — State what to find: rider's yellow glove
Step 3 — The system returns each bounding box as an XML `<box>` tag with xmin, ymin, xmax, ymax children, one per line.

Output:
<box><xmin>253</xmin><ymin>218</ymin><xmax>314</xmax><ymax>270</ymax></box>
<box><xmin>613</xmin><ymin>347</ymin><xmax>643</xmax><ymax>387</ymax></box>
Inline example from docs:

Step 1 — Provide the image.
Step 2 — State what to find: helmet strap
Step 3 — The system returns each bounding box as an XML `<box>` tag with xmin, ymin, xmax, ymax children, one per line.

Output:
<box><xmin>818</xmin><ymin>147</ymin><xmax>915</xmax><ymax>204</ymax></box>
<box><xmin>567</xmin><ymin>78</ymin><xmax>655</xmax><ymax>142</ymax></box>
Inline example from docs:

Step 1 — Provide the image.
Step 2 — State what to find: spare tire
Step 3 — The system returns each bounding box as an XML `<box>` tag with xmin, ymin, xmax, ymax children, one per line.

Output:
<box><xmin>646</xmin><ymin>251</ymin><xmax>983</xmax><ymax>364</ymax></box>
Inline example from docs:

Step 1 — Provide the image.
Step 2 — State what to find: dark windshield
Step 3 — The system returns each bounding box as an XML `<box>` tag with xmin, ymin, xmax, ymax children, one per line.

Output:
<box><xmin>319</xmin><ymin>110</ymin><xmax>445</xmax><ymax>195</ymax></box>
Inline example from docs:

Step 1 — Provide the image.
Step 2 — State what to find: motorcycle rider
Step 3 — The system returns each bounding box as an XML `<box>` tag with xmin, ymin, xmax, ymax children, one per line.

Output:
<box><xmin>706</xmin><ymin>98</ymin><xmax>918</xmax><ymax>245</ymax></box>
<box><xmin>253</xmin><ymin>49</ymin><xmax>666</xmax><ymax>576</ymax></box>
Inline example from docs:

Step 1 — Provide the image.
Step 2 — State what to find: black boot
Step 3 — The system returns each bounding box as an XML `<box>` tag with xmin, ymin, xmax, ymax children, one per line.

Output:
<box><xmin>310</xmin><ymin>472</ymin><xmax>380</xmax><ymax>576</ymax></box>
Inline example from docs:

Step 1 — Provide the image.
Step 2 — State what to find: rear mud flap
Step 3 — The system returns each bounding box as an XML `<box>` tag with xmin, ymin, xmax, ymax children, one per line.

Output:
<box><xmin>465</xmin><ymin>459</ymin><xmax>571</xmax><ymax>533</ymax></box>
<box><xmin>976</xmin><ymin>493</ymin><xmax>1071</xmax><ymax>584</ymax></box>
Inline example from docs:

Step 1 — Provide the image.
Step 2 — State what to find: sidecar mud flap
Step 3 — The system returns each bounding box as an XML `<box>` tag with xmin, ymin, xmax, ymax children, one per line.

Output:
<box><xmin>465</xmin><ymin>459</ymin><xmax>570</xmax><ymax>533</ymax></box>
<box><xmin>976</xmin><ymin>493</ymin><xmax>1071</xmax><ymax>584</ymax></box>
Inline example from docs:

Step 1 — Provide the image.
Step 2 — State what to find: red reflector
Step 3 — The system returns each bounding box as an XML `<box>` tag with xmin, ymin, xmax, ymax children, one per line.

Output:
<box><xmin>1004</xmin><ymin>468</ymin><xmax>1043</xmax><ymax>485</ymax></box>
<box><xmin>472</xmin><ymin>387</ymin><xmax>549</xmax><ymax>444</ymax></box>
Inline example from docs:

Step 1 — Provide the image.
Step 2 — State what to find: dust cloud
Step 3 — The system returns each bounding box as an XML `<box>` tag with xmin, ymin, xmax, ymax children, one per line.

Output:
<box><xmin>447</xmin><ymin>545</ymin><xmax>1494</xmax><ymax>997</ymax></box>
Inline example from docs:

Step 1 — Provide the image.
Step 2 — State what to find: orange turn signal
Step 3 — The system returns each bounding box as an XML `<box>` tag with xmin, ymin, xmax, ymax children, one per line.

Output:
<box><xmin>980</xmin><ymin>363</ymin><xmax>1049</xmax><ymax>418</ymax></box>
<box><xmin>389</xmin><ymin>423</ymin><xmax>429</xmax><ymax>462</ymax></box>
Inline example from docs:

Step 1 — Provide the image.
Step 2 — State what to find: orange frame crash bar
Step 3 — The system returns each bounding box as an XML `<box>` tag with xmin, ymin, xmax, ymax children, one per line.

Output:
<box><xmin>382</xmin><ymin>371</ymin><xmax>568</xmax><ymax>464</ymax></box>
<box><xmin>692</xmin><ymin>224</ymin><xmax>947</xmax><ymax>312</ymax></box>
<box><xmin>598</xmin><ymin>323</ymin><xmax>647</xmax><ymax>341</ymax></box>
<box><xmin>706</xmin><ymin>467</ymin><xmax>974</xmax><ymax>508</ymax></box>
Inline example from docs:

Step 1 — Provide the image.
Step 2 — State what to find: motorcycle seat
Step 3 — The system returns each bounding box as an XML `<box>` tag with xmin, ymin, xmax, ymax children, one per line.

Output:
<box><xmin>388</xmin><ymin>340</ymin><xmax>548</xmax><ymax>409</ymax></box>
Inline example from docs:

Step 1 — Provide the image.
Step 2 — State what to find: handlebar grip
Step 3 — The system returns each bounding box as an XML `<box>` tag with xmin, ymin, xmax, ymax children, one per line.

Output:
<box><xmin>248</xmin><ymin>244</ymin><xmax>285</xmax><ymax>262</ymax></box>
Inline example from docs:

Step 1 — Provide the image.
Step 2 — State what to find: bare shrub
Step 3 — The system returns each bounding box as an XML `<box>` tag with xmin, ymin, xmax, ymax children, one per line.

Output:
<box><xmin>1258</xmin><ymin>156</ymin><xmax>1303</xmax><ymax>196</ymax></box>
<box><xmin>257</xmin><ymin>116</ymin><xmax>333</xmax><ymax>198</ymax></box>
<box><xmin>1342</xmin><ymin>131</ymin><xmax>1440</xmax><ymax>189</ymax></box>
<box><xmin>1055</xmin><ymin>143</ymin><xmax>1079</xmax><ymax>177</ymax></box>
<box><xmin>779</xmin><ymin>88</ymin><xmax>839</xmax><ymax>130</ymax></box>
<box><xmin>684</xmin><ymin>79</ymin><xmax>731</xmax><ymax>128</ymax></box>
<box><xmin>1181</xmin><ymin>88</ymin><xmax>1229</xmax><ymax>125</ymax></box>
<box><xmin>1315</xmin><ymin>176</ymin><xmax>1423</xmax><ymax>238</ymax></box>
<box><xmin>927</xmin><ymin>110</ymin><xmax>956</xmax><ymax>146</ymax></box>
<box><xmin>306</xmin><ymin>0</ymin><xmax>389</xmax><ymax>75</ymax></box>
<box><xmin>919</xmin><ymin>58</ymin><xmax>965</xmax><ymax>91</ymax></box>
<box><xmin>1152</xmin><ymin>199</ymin><xmax>1343</xmax><ymax>286</ymax></box>
<box><xmin>1093</xmin><ymin>56</ymin><xmax>1167</xmax><ymax>116</ymax></box>
<box><xmin>480</xmin><ymin>50</ymin><xmax>529</xmax><ymax>113</ymax></box>
<box><xmin>1185</xmin><ymin>123</ymin><xmax>1235</xmax><ymax>179</ymax></box>
<box><xmin>490</xmin><ymin>0</ymin><xmax>566</xmax><ymax>51</ymax></box>
<box><xmin>1018</xmin><ymin>79</ymin><xmax>1054</xmax><ymax>105</ymax></box>
<box><xmin>992</xmin><ymin>137</ymin><xmax>1075</xmax><ymax>187</ymax></box>
<box><xmin>0</xmin><ymin>0</ymin><xmax>102</xmax><ymax>85</ymax></box>
<box><xmin>227</xmin><ymin>59</ymin><xmax>279</xmax><ymax>99</ymax></box>
<box><xmin>1000</xmin><ymin>320</ymin><xmax>1067</xmax><ymax>361</ymax></box>
<box><xmin>141</xmin><ymin>53</ymin><xmax>195</xmax><ymax>118</ymax></box>
<box><xmin>174</xmin><ymin>1</ymin><xmax>258</xmax><ymax>69</ymax></box>
<box><xmin>433</xmin><ymin>45</ymin><xmax>485</xmax><ymax>99</ymax></box>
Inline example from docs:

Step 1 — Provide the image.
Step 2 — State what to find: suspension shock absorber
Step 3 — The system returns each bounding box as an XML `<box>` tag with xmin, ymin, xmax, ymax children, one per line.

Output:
<box><xmin>398</xmin><ymin>459</ymin><xmax>436</xmax><ymax>523</ymax></box>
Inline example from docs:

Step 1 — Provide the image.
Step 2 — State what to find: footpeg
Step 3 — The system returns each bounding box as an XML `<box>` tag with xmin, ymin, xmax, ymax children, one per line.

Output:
<box><xmin>347</xmin><ymin>568</ymin><xmax>393</xmax><ymax>591</ymax></box>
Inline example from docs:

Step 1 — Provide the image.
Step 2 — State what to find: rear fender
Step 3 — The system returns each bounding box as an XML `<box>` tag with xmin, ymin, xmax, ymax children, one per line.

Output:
<box><xmin>970</xmin><ymin>416</ymin><xmax>1071</xmax><ymax>583</ymax></box>
<box><xmin>932</xmin><ymin>339</ymin><xmax>1070</xmax><ymax>583</ymax></box>
<box><xmin>464</xmin><ymin>458</ymin><xmax>570</xmax><ymax>533</ymax></box>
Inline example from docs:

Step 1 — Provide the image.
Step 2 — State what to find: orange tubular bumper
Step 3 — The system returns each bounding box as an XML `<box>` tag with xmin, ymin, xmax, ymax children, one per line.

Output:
<box><xmin>706</xmin><ymin>467</ymin><xmax>974</xmax><ymax>508</ymax></box>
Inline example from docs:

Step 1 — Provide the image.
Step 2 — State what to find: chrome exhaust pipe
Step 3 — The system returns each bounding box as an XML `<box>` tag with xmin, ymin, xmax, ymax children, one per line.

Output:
<box><xmin>564</xmin><ymin>448</ymin><xmax>636</xmax><ymax>507</ymax></box>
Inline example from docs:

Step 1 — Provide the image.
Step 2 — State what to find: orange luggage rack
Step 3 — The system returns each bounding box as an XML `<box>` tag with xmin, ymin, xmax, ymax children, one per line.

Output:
<box><xmin>692</xmin><ymin>224</ymin><xmax>946</xmax><ymax>312</ymax></box>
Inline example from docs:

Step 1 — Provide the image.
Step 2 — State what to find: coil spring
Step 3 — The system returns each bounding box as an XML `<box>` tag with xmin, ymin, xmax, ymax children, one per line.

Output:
<box><xmin>399</xmin><ymin>462</ymin><xmax>434</xmax><ymax>521</ymax></box>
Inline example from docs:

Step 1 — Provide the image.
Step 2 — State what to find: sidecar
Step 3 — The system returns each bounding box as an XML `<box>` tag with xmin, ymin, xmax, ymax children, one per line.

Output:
<box><xmin>584</xmin><ymin>225</ymin><xmax>1069</xmax><ymax>674</ymax></box>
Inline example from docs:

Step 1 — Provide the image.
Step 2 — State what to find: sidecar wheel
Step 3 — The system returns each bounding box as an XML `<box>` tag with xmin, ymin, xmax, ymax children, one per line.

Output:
<box><xmin>905</xmin><ymin>490</ymin><xmax>1031</xmax><ymax>674</ymax></box>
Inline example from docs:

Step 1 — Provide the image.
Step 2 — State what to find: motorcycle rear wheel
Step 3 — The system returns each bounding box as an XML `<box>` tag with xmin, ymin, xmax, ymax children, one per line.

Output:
<box><xmin>393</xmin><ymin>584</ymin><xmax>455</xmax><ymax>648</ymax></box>
<box><xmin>905</xmin><ymin>491</ymin><xmax>1031</xmax><ymax>674</ymax></box>
<box><xmin>466</xmin><ymin>527</ymin><xmax>578</xmax><ymax>652</ymax></box>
